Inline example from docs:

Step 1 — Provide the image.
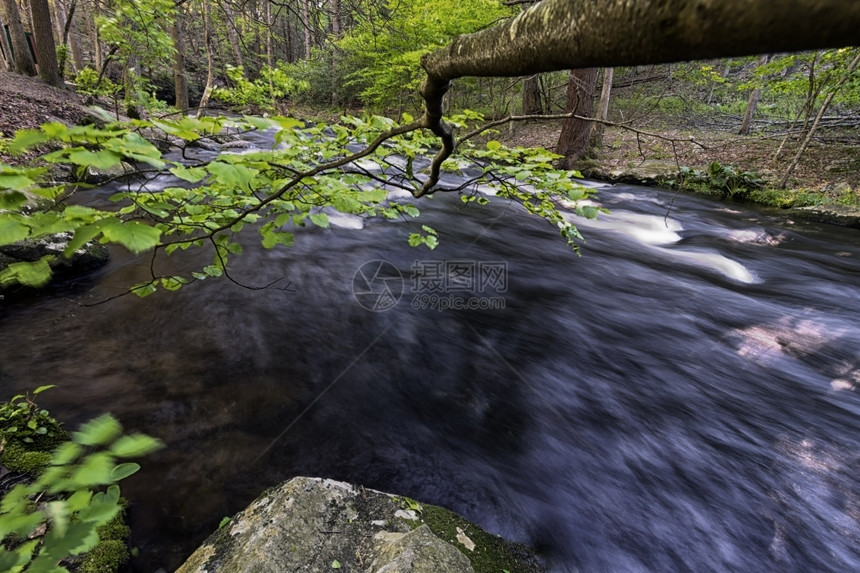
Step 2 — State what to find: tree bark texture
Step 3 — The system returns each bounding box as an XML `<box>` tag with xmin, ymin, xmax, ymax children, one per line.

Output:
<box><xmin>0</xmin><ymin>14</ymin><xmax>14</xmax><ymax>70</ymax></box>
<box><xmin>738</xmin><ymin>55</ymin><xmax>769</xmax><ymax>135</ymax></box>
<box><xmin>522</xmin><ymin>74</ymin><xmax>543</xmax><ymax>114</ymax></box>
<box><xmin>170</xmin><ymin>14</ymin><xmax>189</xmax><ymax>112</ymax></box>
<box><xmin>30</xmin><ymin>0</ymin><xmax>64</xmax><ymax>87</ymax></box>
<box><xmin>196</xmin><ymin>0</ymin><xmax>215</xmax><ymax>118</ymax></box>
<box><xmin>590</xmin><ymin>67</ymin><xmax>614</xmax><ymax>150</ymax></box>
<box><xmin>556</xmin><ymin>67</ymin><xmax>598</xmax><ymax>167</ymax></box>
<box><xmin>422</xmin><ymin>0</ymin><xmax>860</xmax><ymax>84</ymax></box>
<box><xmin>221</xmin><ymin>1</ymin><xmax>244</xmax><ymax>73</ymax></box>
<box><xmin>300</xmin><ymin>0</ymin><xmax>311</xmax><ymax>60</ymax></box>
<box><xmin>1</xmin><ymin>0</ymin><xmax>37</xmax><ymax>75</ymax></box>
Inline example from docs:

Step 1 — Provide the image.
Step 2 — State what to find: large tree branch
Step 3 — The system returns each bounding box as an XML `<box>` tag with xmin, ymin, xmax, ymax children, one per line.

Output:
<box><xmin>417</xmin><ymin>0</ymin><xmax>860</xmax><ymax>194</ymax></box>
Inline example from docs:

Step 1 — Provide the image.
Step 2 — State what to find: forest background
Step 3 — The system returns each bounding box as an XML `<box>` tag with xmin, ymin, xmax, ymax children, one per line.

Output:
<box><xmin>0</xmin><ymin>0</ymin><xmax>859</xmax><ymax>206</ymax></box>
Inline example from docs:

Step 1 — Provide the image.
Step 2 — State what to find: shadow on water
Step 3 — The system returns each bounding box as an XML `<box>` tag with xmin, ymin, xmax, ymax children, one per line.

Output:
<box><xmin>1</xmin><ymin>166</ymin><xmax>860</xmax><ymax>572</ymax></box>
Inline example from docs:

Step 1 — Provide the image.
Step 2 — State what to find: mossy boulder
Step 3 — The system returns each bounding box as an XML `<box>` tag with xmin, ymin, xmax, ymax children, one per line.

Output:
<box><xmin>176</xmin><ymin>477</ymin><xmax>544</xmax><ymax>573</ymax></box>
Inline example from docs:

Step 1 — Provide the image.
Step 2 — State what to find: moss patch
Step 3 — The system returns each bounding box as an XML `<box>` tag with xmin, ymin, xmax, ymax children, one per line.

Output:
<box><xmin>408</xmin><ymin>501</ymin><xmax>544</xmax><ymax>573</ymax></box>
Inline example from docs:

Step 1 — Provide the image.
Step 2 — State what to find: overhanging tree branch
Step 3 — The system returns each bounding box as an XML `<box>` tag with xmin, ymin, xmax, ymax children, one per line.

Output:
<box><xmin>417</xmin><ymin>0</ymin><xmax>860</xmax><ymax>194</ymax></box>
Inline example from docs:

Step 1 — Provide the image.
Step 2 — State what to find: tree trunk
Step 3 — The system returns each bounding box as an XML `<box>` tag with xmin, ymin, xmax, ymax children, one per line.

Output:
<box><xmin>522</xmin><ymin>74</ymin><xmax>542</xmax><ymax>115</ymax></box>
<box><xmin>196</xmin><ymin>0</ymin><xmax>215</xmax><ymax>119</ymax></box>
<box><xmin>64</xmin><ymin>0</ymin><xmax>83</xmax><ymax>72</ymax></box>
<box><xmin>300</xmin><ymin>0</ymin><xmax>310</xmax><ymax>60</ymax></box>
<box><xmin>30</xmin><ymin>0</ymin><xmax>64</xmax><ymax>86</ymax></box>
<box><xmin>778</xmin><ymin>49</ymin><xmax>860</xmax><ymax>188</ymax></box>
<box><xmin>1</xmin><ymin>0</ymin><xmax>37</xmax><ymax>75</ymax></box>
<box><xmin>0</xmin><ymin>15</ymin><xmax>13</xmax><ymax>70</ymax></box>
<box><xmin>330</xmin><ymin>0</ymin><xmax>339</xmax><ymax>106</ymax></box>
<box><xmin>222</xmin><ymin>0</ymin><xmax>244</xmax><ymax>73</ymax></box>
<box><xmin>738</xmin><ymin>55</ymin><xmax>769</xmax><ymax>135</ymax></box>
<box><xmin>590</xmin><ymin>67</ymin><xmax>613</xmax><ymax>150</ymax></box>
<box><xmin>265</xmin><ymin>0</ymin><xmax>273</xmax><ymax>68</ymax></box>
<box><xmin>83</xmin><ymin>0</ymin><xmax>101</xmax><ymax>72</ymax></box>
<box><xmin>170</xmin><ymin>13</ymin><xmax>188</xmax><ymax>112</ymax></box>
<box><xmin>556</xmin><ymin>67</ymin><xmax>598</xmax><ymax>167</ymax></box>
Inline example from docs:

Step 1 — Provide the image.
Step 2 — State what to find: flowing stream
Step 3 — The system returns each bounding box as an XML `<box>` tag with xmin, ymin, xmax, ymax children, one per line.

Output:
<box><xmin>1</xmin><ymin>132</ymin><xmax>859</xmax><ymax>572</ymax></box>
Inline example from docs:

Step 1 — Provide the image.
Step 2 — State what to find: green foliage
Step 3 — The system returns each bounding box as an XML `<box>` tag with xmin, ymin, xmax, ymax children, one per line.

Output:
<box><xmin>1</xmin><ymin>110</ymin><xmax>598</xmax><ymax>292</ymax></box>
<box><xmin>0</xmin><ymin>397</ymin><xmax>162</xmax><ymax>573</ymax></box>
<box><xmin>96</xmin><ymin>0</ymin><xmax>174</xmax><ymax>70</ymax></box>
<box><xmin>0</xmin><ymin>386</ymin><xmax>64</xmax><ymax>453</ymax></box>
<box><xmin>55</xmin><ymin>44</ymin><xmax>70</xmax><ymax>78</ymax></box>
<box><xmin>213</xmin><ymin>65</ymin><xmax>310</xmax><ymax>112</ymax></box>
<box><xmin>671</xmin><ymin>162</ymin><xmax>765</xmax><ymax>200</ymax></box>
<box><xmin>337</xmin><ymin>0</ymin><xmax>512</xmax><ymax>109</ymax></box>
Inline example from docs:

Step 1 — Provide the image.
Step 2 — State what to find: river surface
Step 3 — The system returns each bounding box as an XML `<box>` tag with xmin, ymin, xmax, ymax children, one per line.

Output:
<box><xmin>1</xmin><ymin>134</ymin><xmax>859</xmax><ymax>572</ymax></box>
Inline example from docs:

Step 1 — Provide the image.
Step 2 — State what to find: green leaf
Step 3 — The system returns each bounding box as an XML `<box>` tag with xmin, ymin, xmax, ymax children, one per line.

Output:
<box><xmin>68</xmin><ymin>452</ymin><xmax>115</xmax><ymax>487</ymax></box>
<box><xmin>331</xmin><ymin>560</ymin><xmax>342</xmax><ymax>569</ymax></box>
<box><xmin>309</xmin><ymin>213</ymin><xmax>329</xmax><ymax>228</ymax></box>
<box><xmin>261</xmin><ymin>229</ymin><xmax>294</xmax><ymax>249</ymax></box>
<box><xmin>400</xmin><ymin>205</ymin><xmax>420</xmax><ymax>217</ymax></box>
<box><xmin>66</xmin><ymin>149</ymin><xmax>123</xmax><ymax>170</ymax></box>
<box><xmin>51</xmin><ymin>442</ymin><xmax>83</xmax><ymax>466</ymax></box>
<box><xmin>170</xmin><ymin>165</ymin><xmax>208</xmax><ymax>183</ymax></box>
<box><xmin>0</xmin><ymin>257</ymin><xmax>53</xmax><ymax>287</ymax></box>
<box><xmin>486</xmin><ymin>140</ymin><xmax>502</xmax><ymax>151</ymax></box>
<box><xmin>218</xmin><ymin>517</ymin><xmax>231</xmax><ymax>529</ymax></box>
<box><xmin>109</xmin><ymin>433</ymin><xmax>163</xmax><ymax>457</ymax></box>
<box><xmin>34</xmin><ymin>384</ymin><xmax>57</xmax><ymax>395</ymax></box>
<box><xmin>9</xmin><ymin>129</ymin><xmax>49</xmax><ymax>153</ymax></box>
<box><xmin>100</xmin><ymin>220</ymin><xmax>161</xmax><ymax>254</ymax></box>
<box><xmin>64</xmin><ymin>223</ymin><xmax>104</xmax><ymax>257</ymax></box>
<box><xmin>109</xmin><ymin>462</ymin><xmax>141</xmax><ymax>481</ymax></box>
<box><xmin>242</xmin><ymin>115</ymin><xmax>274</xmax><ymax>130</ymax></box>
<box><xmin>0</xmin><ymin>173</ymin><xmax>34</xmax><ymax>191</ymax></box>
<box><xmin>72</xmin><ymin>414</ymin><xmax>122</xmax><ymax>447</ymax></box>
<box><xmin>271</xmin><ymin>116</ymin><xmax>304</xmax><ymax>130</ymax></box>
<box><xmin>0</xmin><ymin>215</ymin><xmax>31</xmax><ymax>245</ymax></box>
<box><xmin>208</xmin><ymin>161</ymin><xmax>255</xmax><ymax>191</ymax></box>
<box><xmin>161</xmin><ymin>276</ymin><xmax>188</xmax><ymax>291</ymax></box>
<box><xmin>131</xmin><ymin>282</ymin><xmax>157</xmax><ymax>297</ymax></box>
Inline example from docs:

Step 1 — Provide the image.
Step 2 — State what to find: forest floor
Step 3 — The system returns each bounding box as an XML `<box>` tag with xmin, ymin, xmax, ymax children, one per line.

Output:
<box><xmin>499</xmin><ymin>117</ymin><xmax>860</xmax><ymax>199</ymax></box>
<box><xmin>2</xmin><ymin>71</ymin><xmax>859</xmax><ymax>214</ymax></box>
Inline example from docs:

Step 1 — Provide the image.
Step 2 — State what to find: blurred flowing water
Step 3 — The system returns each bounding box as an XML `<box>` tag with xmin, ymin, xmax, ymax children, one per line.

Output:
<box><xmin>1</xmin><ymin>134</ymin><xmax>859</xmax><ymax>572</ymax></box>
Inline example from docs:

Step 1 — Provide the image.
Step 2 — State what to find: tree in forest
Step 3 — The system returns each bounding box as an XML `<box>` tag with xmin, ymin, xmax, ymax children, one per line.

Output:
<box><xmin>738</xmin><ymin>55</ymin><xmax>770</xmax><ymax>135</ymax></box>
<box><xmin>96</xmin><ymin>0</ymin><xmax>175</xmax><ymax>114</ymax></box>
<box><xmin>29</xmin><ymin>0</ymin><xmax>64</xmax><ymax>87</ymax></box>
<box><xmin>556</xmin><ymin>67</ymin><xmax>598</xmax><ymax>167</ymax></box>
<box><xmin>589</xmin><ymin>67</ymin><xmax>614</xmax><ymax>151</ymax></box>
<box><xmin>1</xmin><ymin>0</ymin><xmax>37</xmax><ymax>76</ymax></box>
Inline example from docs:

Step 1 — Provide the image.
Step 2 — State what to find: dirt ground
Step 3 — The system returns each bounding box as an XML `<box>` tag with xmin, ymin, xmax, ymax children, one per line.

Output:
<box><xmin>0</xmin><ymin>70</ymin><xmax>93</xmax><ymax>137</ymax></box>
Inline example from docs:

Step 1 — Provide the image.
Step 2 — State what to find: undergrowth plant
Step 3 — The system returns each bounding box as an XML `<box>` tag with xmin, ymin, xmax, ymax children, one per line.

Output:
<box><xmin>0</xmin><ymin>389</ymin><xmax>162</xmax><ymax>572</ymax></box>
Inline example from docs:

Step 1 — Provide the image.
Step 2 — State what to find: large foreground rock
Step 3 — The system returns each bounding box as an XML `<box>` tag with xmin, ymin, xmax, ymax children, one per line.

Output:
<box><xmin>176</xmin><ymin>477</ymin><xmax>543</xmax><ymax>573</ymax></box>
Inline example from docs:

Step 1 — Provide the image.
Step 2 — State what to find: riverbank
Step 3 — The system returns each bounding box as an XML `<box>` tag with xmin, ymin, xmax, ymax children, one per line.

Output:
<box><xmin>498</xmin><ymin>118</ymin><xmax>860</xmax><ymax>227</ymax></box>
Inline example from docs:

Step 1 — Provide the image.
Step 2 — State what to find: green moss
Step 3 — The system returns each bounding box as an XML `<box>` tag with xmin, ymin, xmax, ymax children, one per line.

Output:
<box><xmin>0</xmin><ymin>440</ymin><xmax>53</xmax><ymax>475</ymax></box>
<box><xmin>78</xmin><ymin>540</ymin><xmax>130</xmax><ymax>573</ymax></box>
<box><xmin>415</xmin><ymin>503</ymin><xmax>544</xmax><ymax>573</ymax></box>
<box><xmin>96</xmin><ymin>506</ymin><xmax>131</xmax><ymax>542</ymax></box>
